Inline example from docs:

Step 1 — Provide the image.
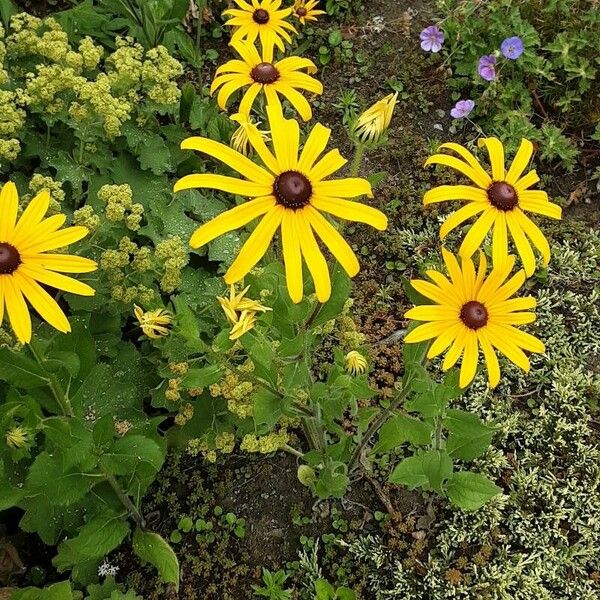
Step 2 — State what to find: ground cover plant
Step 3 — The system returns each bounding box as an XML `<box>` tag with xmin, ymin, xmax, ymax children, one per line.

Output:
<box><xmin>0</xmin><ymin>0</ymin><xmax>598</xmax><ymax>598</ymax></box>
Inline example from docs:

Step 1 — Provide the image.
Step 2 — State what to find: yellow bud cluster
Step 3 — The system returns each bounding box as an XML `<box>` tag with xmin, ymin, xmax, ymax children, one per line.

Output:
<box><xmin>98</xmin><ymin>184</ymin><xmax>144</xmax><ymax>230</ymax></box>
<box><xmin>141</xmin><ymin>46</ymin><xmax>183</xmax><ymax>105</ymax></box>
<box><xmin>166</xmin><ymin>377</ymin><xmax>182</xmax><ymax>402</ymax></box>
<box><xmin>215</xmin><ymin>432</ymin><xmax>235</xmax><ymax>454</ymax></box>
<box><xmin>169</xmin><ymin>362</ymin><xmax>189</xmax><ymax>375</ymax></box>
<box><xmin>174</xmin><ymin>402</ymin><xmax>194</xmax><ymax>426</ymax></box>
<box><xmin>187</xmin><ymin>439</ymin><xmax>218</xmax><ymax>463</ymax></box>
<box><xmin>240</xmin><ymin>429</ymin><xmax>289</xmax><ymax>454</ymax></box>
<box><xmin>74</xmin><ymin>205</ymin><xmax>100</xmax><ymax>232</ymax></box>
<box><xmin>28</xmin><ymin>174</ymin><xmax>64</xmax><ymax>214</ymax></box>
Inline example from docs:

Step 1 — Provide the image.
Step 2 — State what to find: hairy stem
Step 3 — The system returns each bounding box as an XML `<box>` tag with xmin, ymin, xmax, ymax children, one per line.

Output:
<box><xmin>102</xmin><ymin>469</ymin><xmax>146</xmax><ymax>528</ymax></box>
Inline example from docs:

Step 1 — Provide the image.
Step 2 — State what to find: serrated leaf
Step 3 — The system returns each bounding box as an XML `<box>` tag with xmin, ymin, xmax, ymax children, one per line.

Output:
<box><xmin>132</xmin><ymin>529</ymin><xmax>179</xmax><ymax>590</ymax></box>
<box><xmin>311</xmin><ymin>264</ymin><xmax>351</xmax><ymax>327</ymax></box>
<box><xmin>100</xmin><ymin>435</ymin><xmax>164</xmax><ymax>477</ymax></box>
<box><xmin>137</xmin><ymin>134</ymin><xmax>173</xmax><ymax>175</ymax></box>
<box><xmin>444</xmin><ymin>409</ymin><xmax>494</xmax><ymax>460</ymax></box>
<box><xmin>0</xmin><ymin>348</ymin><xmax>47</xmax><ymax>388</ymax></box>
<box><xmin>446</xmin><ymin>471</ymin><xmax>502</xmax><ymax>511</ymax></box>
<box><xmin>373</xmin><ymin>414</ymin><xmax>433</xmax><ymax>454</ymax></box>
<box><xmin>11</xmin><ymin>580</ymin><xmax>76</xmax><ymax>600</ymax></box>
<box><xmin>389</xmin><ymin>450</ymin><xmax>453</xmax><ymax>492</ymax></box>
<box><xmin>180</xmin><ymin>365</ymin><xmax>222</xmax><ymax>389</ymax></box>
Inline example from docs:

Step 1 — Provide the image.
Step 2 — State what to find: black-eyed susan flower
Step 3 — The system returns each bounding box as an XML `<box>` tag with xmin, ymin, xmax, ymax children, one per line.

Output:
<box><xmin>0</xmin><ymin>181</ymin><xmax>96</xmax><ymax>344</ymax></box>
<box><xmin>134</xmin><ymin>305</ymin><xmax>173</xmax><ymax>339</ymax></box>
<box><xmin>211</xmin><ymin>40</ymin><xmax>322</xmax><ymax>121</ymax></box>
<box><xmin>218</xmin><ymin>284</ymin><xmax>271</xmax><ymax>325</ymax></box>
<box><xmin>223</xmin><ymin>0</ymin><xmax>297</xmax><ymax>56</ymax></box>
<box><xmin>292</xmin><ymin>0</ymin><xmax>326</xmax><ymax>24</ymax></box>
<box><xmin>229</xmin><ymin>310</ymin><xmax>258</xmax><ymax>340</ymax></box>
<box><xmin>424</xmin><ymin>138</ymin><xmax>562</xmax><ymax>277</ymax></box>
<box><xmin>230</xmin><ymin>113</ymin><xmax>270</xmax><ymax>156</ymax></box>
<box><xmin>404</xmin><ymin>249</ymin><xmax>545</xmax><ymax>388</ymax></box>
<box><xmin>174</xmin><ymin>105</ymin><xmax>388</xmax><ymax>304</ymax></box>
<box><xmin>345</xmin><ymin>350</ymin><xmax>368</xmax><ymax>375</ymax></box>
<box><xmin>353</xmin><ymin>92</ymin><xmax>398</xmax><ymax>145</ymax></box>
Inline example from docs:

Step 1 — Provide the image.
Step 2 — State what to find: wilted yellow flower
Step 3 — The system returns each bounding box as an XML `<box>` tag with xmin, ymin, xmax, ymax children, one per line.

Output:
<box><xmin>345</xmin><ymin>350</ymin><xmax>368</xmax><ymax>375</ymax></box>
<box><xmin>354</xmin><ymin>92</ymin><xmax>398</xmax><ymax>144</ymax></box>
<box><xmin>230</xmin><ymin>113</ymin><xmax>269</xmax><ymax>157</ymax></box>
<box><xmin>293</xmin><ymin>0</ymin><xmax>326</xmax><ymax>24</ymax></box>
<box><xmin>229</xmin><ymin>310</ymin><xmax>257</xmax><ymax>340</ymax></box>
<box><xmin>134</xmin><ymin>304</ymin><xmax>173</xmax><ymax>339</ymax></box>
<box><xmin>6</xmin><ymin>426</ymin><xmax>30</xmax><ymax>449</ymax></box>
<box><xmin>218</xmin><ymin>284</ymin><xmax>271</xmax><ymax>325</ymax></box>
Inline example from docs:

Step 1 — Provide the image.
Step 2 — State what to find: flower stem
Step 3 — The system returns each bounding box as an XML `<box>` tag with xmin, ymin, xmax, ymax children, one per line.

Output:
<box><xmin>102</xmin><ymin>469</ymin><xmax>145</xmax><ymax>528</ymax></box>
<box><xmin>29</xmin><ymin>338</ymin><xmax>73</xmax><ymax>417</ymax></box>
<box><xmin>350</xmin><ymin>143</ymin><xmax>366</xmax><ymax>177</ymax></box>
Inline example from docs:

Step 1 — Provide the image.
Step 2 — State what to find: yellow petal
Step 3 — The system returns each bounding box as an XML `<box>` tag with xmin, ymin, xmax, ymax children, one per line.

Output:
<box><xmin>505</xmin><ymin>139</ymin><xmax>534</xmax><ymax>184</ymax></box>
<box><xmin>519</xmin><ymin>191</ymin><xmax>562</xmax><ymax>220</ymax></box>
<box><xmin>514</xmin><ymin>170</ymin><xmax>539</xmax><ymax>192</ymax></box>
<box><xmin>477</xmin><ymin>329</ymin><xmax>500</xmax><ymax>387</ymax></box>
<box><xmin>11</xmin><ymin>214</ymin><xmax>66</xmax><ymax>249</ymax></box>
<box><xmin>239</xmin><ymin>83</ymin><xmax>263</xmax><ymax>117</ymax></box>
<box><xmin>277</xmin><ymin>84</ymin><xmax>313</xmax><ymax>121</ymax></box>
<box><xmin>491</xmin><ymin>211</ymin><xmax>508</xmax><ymax>271</ymax></box>
<box><xmin>512</xmin><ymin>210</ymin><xmax>551</xmax><ymax>266</ymax></box>
<box><xmin>458</xmin><ymin>209</ymin><xmax>496</xmax><ymax>259</ymax></box>
<box><xmin>311</xmin><ymin>196</ymin><xmax>387</xmax><ymax>230</ymax></box>
<box><xmin>438</xmin><ymin>142</ymin><xmax>491</xmax><ymax>183</ymax></box>
<box><xmin>4</xmin><ymin>276</ymin><xmax>32</xmax><ymax>344</ymax></box>
<box><xmin>476</xmin><ymin>256</ymin><xmax>517</xmax><ymax>304</ymax></box>
<box><xmin>13</xmin><ymin>191</ymin><xmax>50</xmax><ymax>236</ymax></box>
<box><xmin>181</xmin><ymin>137</ymin><xmax>271</xmax><ymax>183</ymax></box>
<box><xmin>405</xmin><ymin>321</ymin><xmax>452</xmax><ymax>344</ymax></box>
<box><xmin>174</xmin><ymin>173</ymin><xmax>272</xmax><ymax>197</ymax></box>
<box><xmin>298</xmin><ymin>123</ymin><xmax>331</xmax><ymax>172</ymax></box>
<box><xmin>425</xmin><ymin>154</ymin><xmax>491</xmax><ymax>189</ymax></box>
<box><xmin>224</xmin><ymin>205</ymin><xmax>284</xmax><ymax>283</ymax></box>
<box><xmin>427</xmin><ymin>322</ymin><xmax>462</xmax><ymax>359</ymax></box>
<box><xmin>477</xmin><ymin>137</ymin><xmax>505</xmax><ymax>181</ymax></box>
<box><xmin>296</xmin><ymin>213</ymin><xmax>331</xmax><ymax>303</ymax></box>
<box><xmin>439</xmin><ymin>202</ymin><xmax>486</xmax><ymax>239</ymax></box>
<box><xmin>313</xmin><ymin>178</ymin><xmax>372</xmax><ymax>199</ymax></box>
<box><xmin>190</xmin><ymin>196</ymin><xmax>276</xmax><ymax>248</ymax></box>
<box><xmin>405</xmin><ymin>305</ymin><xmax>459</xmax><ymax>321</ymax></box>
<box><xmin>424</xmin><ymin>185</ymin><xmax>488</xmax><ymax>205</ymax></box>
<box><xmin>442</xmin><ymin>326</ymin><xmax>468</xmax><ymax>370</ymax></box>
<box><xmin>281</xmin><ymin>210</ymin><xmax>303</xmax><ymax>303</ymax></box>
<box><xmin>506</xmin><ymin>211</ymin><xmax>536</xmax><ymax>277</ymax></box>
<box><xmin>20</xmin><ymin>253</ymin><xmax>97</xmax><ymax>273</ymax></box>
<box><xmin>267</xmin><ymin>103</ymin><xmax>299</xmax><ymax>170</ymax></box>
<box><xmin>411</xmin><ymin>278</ymin><xmax>458</xmax><ymax>306</ymax></box>
<box><xmin>305</xmin><ymin>206</ymin><xmax>359</xmax><ymax>277</ymax></box>
<box><xmin>14</xmin><ymin>272</ymin><xmax>70</xmax><ymax>334</ymax></box>
<box><xmin>21</xmin><ymin>226</ymin><xmax>89</xmax><ymax>254</ymax></box>
<box><xmin>459</xmin><ymin>332</ymin><xmax>479</xmax><ymax>388</ymax></box>
<box><xmin>18</xmin><ymin>264</ymin><xmax>95</xmax><ymax>296</ymax></box>
<box><xmin>486</xmin><ymin>324</ymin><xmax>531</xmax><ymax>372</ymax></box>
<box><xmin>0</xmin><ymin>277</ymin><xmax>5</xmax><ymax>325</ymax></box>
<box><xmin>0</xmin><ymin>182</ymin><xmax>19</xmax><ymax>241</ymax></box>
<box><xmin>309</xmin><ymin>150</ymin><xmax>347</xmax><ymax>182</ymax></box>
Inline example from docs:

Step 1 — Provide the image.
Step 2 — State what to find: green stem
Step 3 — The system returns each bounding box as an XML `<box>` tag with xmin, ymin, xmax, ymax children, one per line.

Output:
<box><xmin>195</xmin><ymin>0</ymin><xmax>205</xmax><ymax>84</ymax></box>
<box><xmin>102</xmin><ymin>469</ymin><xmax>145</xmax><ymax>528</ymax></box>
<box><xmin>282</xmin><ymin>443</ymin><xmax>304</xmax><ymax>459</ymax></box>
<box><xmin>349</xmin><ymin>143</ymin><xmax>366</xmax><ymax>177</ymax></box>
<box><xmin>29</xmin><ymin>339</ymin><xmax>73</xmax><ymax>417</ymax></box>
<box><xmin>348</xmin><ymin>371</ymin><xmax>415</xmax><ymax>473</ymax></box>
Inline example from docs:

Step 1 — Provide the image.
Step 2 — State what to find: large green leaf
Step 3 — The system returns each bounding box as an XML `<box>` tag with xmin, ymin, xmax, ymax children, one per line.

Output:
<box><xmin>0</xmin><ymin>348</ymin><xmax>47</xmax><ymax>388</ymax></box>
<box><xmin>11</xmin><ymin>580</ymin><xmax>76</xmax><ymax>600</ymax></box>
<box><xmin>446</xmin><ymin>471</ymin><xmax>502</xmax><ymax>511</ymax></box>
<box><xmin>373</xmin><ymin>414</ymin><xmax>433</xmax><ymax>454</ymax></box>
<box><xmin>389</xmin><ymin>450</ymin><xmax>453</xmax><ymax>493</ymax></box>
<box><xmin>444</xmin><ymin>409</ymin><xmax>494</xmax><ymax>460</ymax></box>
<box><xmin>132</xmin><ymin>529</ymin><xmax>180</xmax><ymax>590</ymax></box>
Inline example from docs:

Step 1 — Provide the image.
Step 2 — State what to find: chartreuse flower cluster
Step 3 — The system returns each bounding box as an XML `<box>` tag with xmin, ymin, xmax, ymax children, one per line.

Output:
<box><xmin>0</xmin><ymin>13</ymin><xmax>183</xmax><ymax>157</ymax></box>
<box><xmin>404</xmin><ymin>138</ymin><xmax>562</xmax><ymax>387</ymax></box>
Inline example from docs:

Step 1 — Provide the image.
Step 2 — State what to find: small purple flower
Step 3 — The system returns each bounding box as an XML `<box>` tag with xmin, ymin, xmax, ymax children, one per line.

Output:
<box><xmin>450</xmin><ymin>99</ymin><xmax>475</xmax><ymax>119</ymax></box>
<box><xmin>501</xmin><ymin>36</ymin><xmax>524</xmax><ymax>60</ymax></box>
<box><xmin>478</xmin><ymin>54</ymin><xmax>497</xmax><ymax>81</ymax></box>
<box><xmin>420</xmin><ymin>25</ymin><xmax>444</xmax><ymax>53</ymax></box>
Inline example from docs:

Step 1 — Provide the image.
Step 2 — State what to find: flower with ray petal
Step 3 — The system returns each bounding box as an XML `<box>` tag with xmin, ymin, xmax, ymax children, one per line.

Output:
<box><xmin>353</xmin><ymin>92</ymin><xmax>398</xmax><ymax>145</ymax></box>
<box><xmin>0</xmin><ymin>181</ymin><xmax>96</xmax><ymax>344</ymax></box>
<box><xmin>423</xmin><ymin>138</ymin><xmax>562</xmax><ymax>277</ymax></box>
<box><xmin>211</xmin><ymin>40</ymin><xmax>322</xmax><ymax>121</ymax></box>
<box><xmin>230</xmin><ymin>113</ymin><xmax>270</xmax><ymax>157</ymax></box>
<box><xmin>218</xmin><ymin>284</ymin><xmax>272</xmax><ymax>325</ymax></box>
<box><xmin>345</xmin><ymin>350</ymin><xmax>367</xmax><ymax>375</ymax></box>
<box><xmin>174</xmin><ymin>105</ymin><xmax>388</xmax><ymax>304</ymax></box>
<box><xmin>229</xmin><ymin>310</ymin><xmax>257</xmax><ymax>340</ymax></box>
<box><xmin>292</xmin><ymin>0</ymin><xmax>326</xmax><ymax>24</ymax></box>
<box><xmin>223</xmin><ymin>0</ymin><xmax>297</xmax><ymax>56</ymax></box>
<box><xmin>134</xmin><ymin>305</ymin><xmax>173</xmax><ymax>339</ymax></box>
<box><xmin>405</xmin><ymin>249</ymin><xmax>545</xmax><ymax>388</ymax></box>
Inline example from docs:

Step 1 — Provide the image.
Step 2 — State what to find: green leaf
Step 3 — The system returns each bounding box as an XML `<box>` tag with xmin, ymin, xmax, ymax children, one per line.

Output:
<box><xmin>373</xmin><ymin>414</ymin><xmax>433</xmax><ymax>454</ymax></box>
<box><xmin>253</xmin><ymin>388</ymin><xmax>281</xmax><ymax>433</ymax></box>
<box><xmin>0</xmin><ymin>460</ymin><xmax>24</xmax><ymax>510</ymax></box>
<box><xmin>100</xmin><ymin>435</ymin><xmax>164</xmax><ymax>482</ymax></box>
<box><xmin>53</xmin><ymin>514</ymin><xmax>130</xmax><ymax>573</ymax></box>
<box><xmin>180</xmin><ymin>365</ymin><xmax>222</xmax><ymax>389</ymax></box>
<box><xmin>11</xmin><ymin>580</ymin><xmax>76</xmax><ymax>600</ymax></box>
<box><xmin>315</xmin><ymin>461</ymin><xmax>349</xmax><ymax>499</ymax></box>
<box><xmin>0</xmin><ymin>348</ymin><xmax>47</xmax><ymax>388</ymax></box>
<box><xmin>311</xmin><ymin>264</ymin><xmax>351</xmax><ymax>327</ymax></box>
<box><xmin>137</xmin><ymin>134</ymin><xmax>173</xmax><ymax>175</ymax></box>
<box><xmin>132</xmin><ymin>529</ymin><xmax>180</xmax><ymax>590</ymax></box>
<box><xmin>446</xmin><ymin>472</ymin><xmax>502</xmax><ymax>511</ymax></box>
<box><xmin>444</xmin><ymin>409</ymin><xmax>494</xmax><ymax>460</ymax></box>
<box><xmin>389</xmin><ymin>450</ymin><xmax>453</xmax><ymax>492</ymax></box>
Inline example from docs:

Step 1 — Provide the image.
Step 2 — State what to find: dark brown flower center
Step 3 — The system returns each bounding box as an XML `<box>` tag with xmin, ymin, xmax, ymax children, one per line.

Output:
<box><xmin>0</xmin><ymin>242</ymin><xmax>21</xmax><ymax>275</ymax></box>
<box><xmin>487</xmin><ymin>181</ymin><xmax>518</xmax><ymax>211</ymax></box>
<box><xmin>460</xmin><ymin>301</ymin><xmax>488</xmax><ymax>330</ymax></box>
<box><xmin>253</xmin><ymin>8</ymin><xmax>270</xmax><ymax>24</ymax></box>
<box><xmin>251</xmin><ymin>62</ymin><xmax>279</xmax><ymax>84</ymax></box>
<box><xmin>274</xmin><ymin>171</ymin><xmax>312</xmax><ymax>209</ymax></box>
<box><xmin>296</xmin><ymin>7</ymin><xmax>307</xmax><ymax>16</ymax></box>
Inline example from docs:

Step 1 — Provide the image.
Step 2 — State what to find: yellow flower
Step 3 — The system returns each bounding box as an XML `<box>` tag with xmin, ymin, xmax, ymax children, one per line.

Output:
<box><xmin>354</xmin><ymin>92</ymin><xmax>398</xmax><ymax>144</ymax></box>
<box><xmin>404</xmin><ymin>249</ymin><xmax>545</xmax><ymax>388</ymax></box>
<box><xmin>223</xmin><ymin>0</ymin><xmax>297</xmax><ymax>56</ymax></box>
<box><xmin>174</xmin><ymin>105</ymin><xmax>388</xmax><ymax>304</ymax></box>
<box><xmin>217</xmin><ymin>284</ymin><xmax>271</xmax><ymax>325</ymax></box>
<box><xmin>211</xmin><ymin>40</ymin><xmax>322</xmax><ymax>121</ymax></box>
<box><xmin>134</xmin><ymin>304</ymin><xmax>173</xmax><ymax>339</ymax></box>
<box><xmin>424</xmin><ymin>138</ymin><xmax>562</xmax><ymax>277</ymax></box>
<box><xmin>345</xmin><ymin>350</ymin><xmax>367</xmax><ymax>375</ymax></box>
<box><xmin>229</xmin><ymin>310</ymin><xmax>257</xmax><ymax>340</ymax></box>
<box><xmin>230</xmin><ymin>113</ymin><xmax>269</xmax><ymax>156</ymax></box>
<box><xmin>6</xmin><ymin>426</ymin><xmax>30</xmax><ymax>449</ymax></box>
<box><xmin>292</xmin><ymin>0</ymin><xmax>326</xmax><ymax>24</ymax></box>
<box><xmin>0</xmin><ymin>182</ymin><xmax>96</xmax><ymax>344</ymax></box>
